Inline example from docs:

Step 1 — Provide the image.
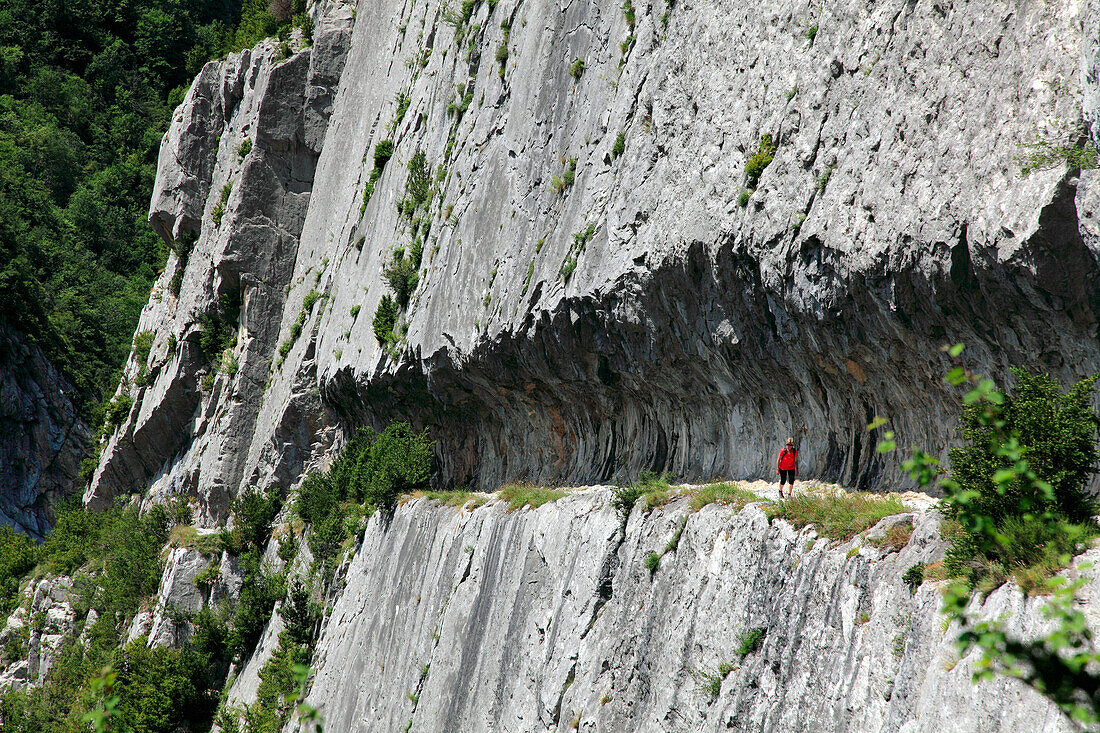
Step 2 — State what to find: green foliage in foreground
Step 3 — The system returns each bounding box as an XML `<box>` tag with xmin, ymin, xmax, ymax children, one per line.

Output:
<box><xmin>948</xmin><ymin>370</ymin><xmax>1097</xmax><ymax>522</ymax></box>
<box><xmin>939</xmin><ymin>368</ymin><xmax>1099</xmax><ymax>592</ymax></box>
<box><xmin>0</xmin><ymin>526</ymin><xmax>36</xmax><ymax>616</ymax></box>
<box><xmin>890</xmin><ymin>351</ymin><xmax>1100</xmax><ymax>726</ymax></box>
<box><xmin>0</xmin><ymin>503</ymin><xmax>224</xmax><ymax>733</ymax></box>
<box><xmin>766</xmin><ymin>493</ymin><xmax>906</xmax><ymax>542</ymax></box>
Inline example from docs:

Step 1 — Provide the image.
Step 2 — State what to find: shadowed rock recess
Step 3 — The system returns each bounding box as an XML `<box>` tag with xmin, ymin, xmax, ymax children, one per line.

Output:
<box><xmin>0</xmin><ymin>324</ymin><xmax>90</xmax><ymax>538</ymax></box>
<box><xmin>53</xmin><ymin>0</ymin><xmax>1100</xmax><ymax>726</ymax></box>
<box><xmin>87</xmin><ymin>0</ymin><xmax>1100</xmax><ymax>512</ymax></box>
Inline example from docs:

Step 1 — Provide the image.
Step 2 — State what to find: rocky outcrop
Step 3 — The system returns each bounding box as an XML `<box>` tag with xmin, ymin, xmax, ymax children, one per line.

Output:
<box><xmin>0</xmin><ymin>324</ymin><xmax>89</xmax><ymax>538</ymax></box>
<box><xmin>86</xmin><ymin>0</ymin><xmax>354</xmax><ymax>521</ymax></box>
<box><xmin>90</xmin><ymin>0</ymin><xmax>1100</xmax><ymax>516</ymax></box>
<box><xmin>135</xmin><ymin>547</ymin><xmax>215</xmax><ymax>647</ymax></box>
<box><xmin>0</xmin><ymin>576</ymin><xmax>77</xmax><ymax>691</ymax></box>
<box><xmin>297</xmin><ymin>487</ymin><xmax>1093</xmax><ymax>732</ymax></box>
<box><xmin>65</xmin><ymin>0</ymin><xmax>1100</xmax><ymax>726</ymax></box>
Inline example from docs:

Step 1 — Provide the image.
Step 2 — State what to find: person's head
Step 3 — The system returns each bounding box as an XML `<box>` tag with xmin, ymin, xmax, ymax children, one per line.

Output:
<box><xmin>785</xmin><ymin>438</ymin><xmax>794</xmax><ymax>447</ymax></box>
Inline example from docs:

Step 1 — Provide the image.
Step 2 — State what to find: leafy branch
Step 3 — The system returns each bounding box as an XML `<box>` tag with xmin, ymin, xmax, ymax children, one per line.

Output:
<box><xmin>877</xmin><ymin>344</ymin><xmax>1100</xmax><ymax>726</ymax></box>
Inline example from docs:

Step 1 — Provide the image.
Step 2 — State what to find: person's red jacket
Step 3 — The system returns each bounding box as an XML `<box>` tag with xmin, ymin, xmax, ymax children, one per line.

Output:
<box><xmin>777</xmin><ymin>447</ymin><xmax>798</xmax><ymax>471</ymax></box>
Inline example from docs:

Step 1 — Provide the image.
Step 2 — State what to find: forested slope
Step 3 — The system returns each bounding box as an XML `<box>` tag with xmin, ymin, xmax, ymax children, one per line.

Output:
<box><xmin>0</xmin><ymin>0</ymin><xmax>313</xmax><ymax>529</ymax></box>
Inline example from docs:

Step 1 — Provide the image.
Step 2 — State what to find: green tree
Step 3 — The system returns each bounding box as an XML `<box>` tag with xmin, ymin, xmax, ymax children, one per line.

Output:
<box><xmin>888</xmin><ymin>350</ymin><xmax>1100</xmax><ymax>726</ymax></box>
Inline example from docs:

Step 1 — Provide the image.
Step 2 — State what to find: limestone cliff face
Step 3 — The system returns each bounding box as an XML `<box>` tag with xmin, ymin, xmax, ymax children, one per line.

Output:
<box><xmin>65</xmin><ymin>0</ymin><xmax>1100</xmax><ymax>727</ymax></box>
<box><xmin>0</xmin><ymin>324</ymin><xmax>89</xmax><ymax>538</ymax></box>
<box><xmin>87</xmin><ymin>0</ymin><xmax>1100</xmax><ymax>517</ymax></box>
<box><xmin>300</xmin><ymin>488</ymin><xmax>1095</xmax><ymax>732</ymax></box>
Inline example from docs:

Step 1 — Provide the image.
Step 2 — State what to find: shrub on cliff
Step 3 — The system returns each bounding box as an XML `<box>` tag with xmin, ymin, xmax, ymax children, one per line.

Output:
<box><xmin>297</xmin><ymin>423</ymin><xmax>433</xmax><ymax>575</ymax></box>
<box><xmin>330</xmin><ymin>423</ymin><xmax>434</xmax><ymax>511</ymax></box>
<box><xmin>744</xmin><ymin>134</ymin><xmax>776</xmax><ymax>189</ymax></box>
<box><xmin>947</xmin><ymin>369</ymin><xmax>1098</xmax><ymax>525</ymax></box>
<box><xmin>223</xmin><ymin>488</ymin><xmax>283</xmax><ymax>556</ymax></box>
<box><xmin>0</xmin><ymin>527</ymin><xmax>36</xmax><ymax>615</ymax></box>
<box><xmin>228</xmin><ymin>557</ymin><xmax>285</xmax><ymax>663</ymax></box>
<box><xmin>383</xmin><ymin>249</ymin><xmax>420</xmax><ymax>309</ymax></box>
<box><xmin>941</xmin><ymin>368</ymin><xmax>1099</xmax><ymax>588</ymax></box>
<box><xmin>893</xmin><ymin>355</ymin><xmax>1100</xmax><ymax>725</ymax></box>
<box><xmin>372</xmin><ymin>293</ymin><xmax>398</xmax><ymax>344</ymax></box>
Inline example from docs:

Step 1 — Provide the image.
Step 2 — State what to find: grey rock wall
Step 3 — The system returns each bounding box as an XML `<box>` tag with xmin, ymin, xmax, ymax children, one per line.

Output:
<box><xmin>92</xmin><ymin>0</ymin><xmax>1100</xmax><ymax>514</ymax></box>
<box><xmin>65</xmin><ymin>0</ymin><xmax>1100</xmax><ymax>727</ymax></box>
<box><xmin>0</xmin><ymin>324</ymin><xmax>89</xmax><ymax>537</ymax></box>
<box><xmin>86</xmin><ymin>0</ymin><xmax>354</xmax><ymax>520</ymax></box>
<box><xmin>303</xmin><ymin>0</ymin><xmax>1100</xmax><ymax>491</ymax></box>
<box><xmin>300</xmin><ymin>488</ymin><xmax>1094</xmax><ymax>732</ymax></box>
<box><xmin>0</xmin><ymin>576</ymin><xmax>77</xmax><ymax>691</ymax></box>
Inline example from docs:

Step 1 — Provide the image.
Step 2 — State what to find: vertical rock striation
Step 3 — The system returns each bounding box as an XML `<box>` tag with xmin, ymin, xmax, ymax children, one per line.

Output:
<box><xmin>0</xmin><ymin>324</ymin><xmax>89</xmax><ymax>537</ymax></box>
<box><xmin>87</xmin><ymin>0</ymin><xmax>355</xmax><ymax>521</ymax></box>
<box><xmin>301</xmin><ymin>490</ymin><xmax>1095</xmax><ymax>732</ymax></box>
<box><xmin>91</xmin><ymin>0</ymin><xmax>1100</xmax><ymax>511</ymax></box>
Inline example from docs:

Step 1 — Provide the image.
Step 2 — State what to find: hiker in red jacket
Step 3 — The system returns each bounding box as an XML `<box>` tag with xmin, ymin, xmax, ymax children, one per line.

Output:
<box><xmin>776</xmin><ymin>438</ymin><xmax>798</xmax><ymax>498</ymax></box>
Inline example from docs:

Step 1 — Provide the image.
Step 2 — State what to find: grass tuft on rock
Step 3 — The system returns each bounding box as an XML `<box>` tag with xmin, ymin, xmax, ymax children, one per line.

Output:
<box><xmin>500</xmin><ymin>483</ymin><xmax>568</xmax><ymax>510</ymax></box>
<box><xmin>767</xmin><ymin>492</ymin><xmax>906</xmax><ymax>541</ymax></box>
<box><xmin>867</xmin><ymin>519</ymin><xmax>914</xmax><ymax>552</ymax></box>
<box><xmin>419</xmin><ymin>490</ymin><xmax>489</xmax><ymax>509</ymax></box>
<box><xmin>687</xmin><ymin>482</ymin><xmax>762</xmax><ymax>512</ymax></box>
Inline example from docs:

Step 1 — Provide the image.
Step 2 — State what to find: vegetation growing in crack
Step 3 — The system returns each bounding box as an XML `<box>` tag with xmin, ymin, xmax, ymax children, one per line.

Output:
<box><xmin>296</xmin><ymin>423</ymin><xmax>433</xmax><ymax>580</ymax></box>
<box><xmin>496</xmin><ymin>19</ymin><xmax>510</xmax><ymax>78</ymax></box>
<box><xmin>560</xmin><ymin>222</ymin><xmax>594</xmax><ymax>280</ymax></box>
<box><xmin>372</xmin><ymin>149</ymin><xmax>433</xmax><ymax>351</ymax></box>
<box><xmin>737</xmin><ymin>627</ymin><xmax>767</xmax><ymax>658</ymax></box>
<box><xmin>551</xmin><ymin>156</ymin><xmax>578</xmax><ymax>195</ymax></box>
<box><xmin>211</xmin><ymin>180</ymin><xmax>233</xmax><ymax>226</ymax></box>
<box><xmin>361</xmin><ymin>139</ymin><xmax>394</xmax><ymax>213</ymax></box>
<box><xmin>619</xmin><ymin>0</ymin><xmax>635</xmax><ymax>65</ymax></box>
<box><xmin>277</xmin><ymin>288</ymin><xmax>322</xmax><ymax>364</ymax></box>
<box><xmin>739</xmin><ymin>133</ymin><xmax>776</xmax><ymax>204</ymax></box>
<box><xmin>1016</xmin><ymin>131</ymin><xmax>1098</xmax><ymax>176</ymax></box>
<box><xmin>611</xmin><ymin>132</ymin><xmax>626</xmax><ymax>159</ymax></box>
<box><xmin>132</xmin><ymin>330</ymin><xmax>155</xmax><ymax>387</ymax></box>
<box><xmin>866</xmin><ymin>520</ymin><xmax>914</xmax><ymax>552</ymax></box>
<box><xmin>169</xmin><ymin>231</ymin><xmax>198</xmax><ymax>298</ymax></box>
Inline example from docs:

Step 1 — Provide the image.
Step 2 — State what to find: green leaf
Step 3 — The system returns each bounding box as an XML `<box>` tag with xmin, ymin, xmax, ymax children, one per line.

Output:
<box><xmin>866</xmin><ymin>417</ymin><xmax>888</xmax><ymax>431</ymax></box>
<box><xmin>947</xmin><ymin>343</ymin><xmax>965</xmax><ymax>357</ymax></box>
<box><xmin>945</xmin><ymin>367</ymin><xmax>967</xmax><ymax>385</ymax></box>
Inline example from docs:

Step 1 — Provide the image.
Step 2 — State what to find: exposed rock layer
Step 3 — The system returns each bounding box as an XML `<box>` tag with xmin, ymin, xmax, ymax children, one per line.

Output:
<box><xmin>301</xmin><ymin>488</ymin><xmax>1094</xmax><ymax>732</ymax></box>
<box><xmin>88</xmin><ymin>0</ymin><xmax>1100</xmax><ymax>515</ymax></box>
<box><xmin>0</xmin><ymin>324</ymin><xmax>89</xmax><ymax>537</ymax></box>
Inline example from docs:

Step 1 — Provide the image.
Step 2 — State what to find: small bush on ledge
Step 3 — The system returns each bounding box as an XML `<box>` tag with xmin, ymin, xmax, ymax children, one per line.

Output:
<box><xmin>767</xmin><ymin>492</ymin><xmax>906</xmax><ymax>541</ymax></box>
<box><xmin>500</xmin><ymin>483</ymin><xmax>568</xmax><ymax>511</ymax></box>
